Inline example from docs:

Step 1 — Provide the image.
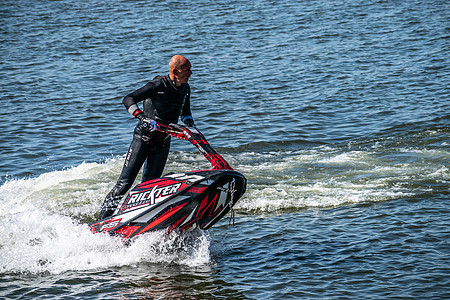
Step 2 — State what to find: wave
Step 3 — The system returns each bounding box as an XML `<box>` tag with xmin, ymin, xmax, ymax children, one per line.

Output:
<box><xmin>1</xmin><ymin>123</ymin><xmax>447</xmax><ymax>218</ymax></box>
<box><xmin>231</xmin><ymin>121</ymin><xmax>449</xmax><ymax>213</ymax></box>
<box><xmin>0</xmin><ymin>161</ymin><xmax>206</xmax><ymax>275</ymax></box>
<box><xmin>0</xmin><ymin>161</ymin><xmax>211</xmax><ymax>275</ymax></box>
<box><xmin>377</xmin><ymin>115</ymin><xmax>450</xmax><ymax>139</ymax></box>
<box><xmin>0</xmin><ymin>123</ymin><xmax>447</xmax><ymax>274</ymax></box>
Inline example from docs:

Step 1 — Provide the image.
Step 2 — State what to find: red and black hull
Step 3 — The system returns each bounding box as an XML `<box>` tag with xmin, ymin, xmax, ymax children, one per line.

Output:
<box><xmin>90</xmin><ymin>169</ymin><xmax>246</xmax><ymax>240</ymax></box>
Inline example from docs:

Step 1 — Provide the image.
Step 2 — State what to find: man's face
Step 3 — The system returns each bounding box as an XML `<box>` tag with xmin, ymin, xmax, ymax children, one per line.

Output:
<box><xmin>176</xmin><ymin>62</ymin><xmax>192</xmax><ymax>85</ymax></box>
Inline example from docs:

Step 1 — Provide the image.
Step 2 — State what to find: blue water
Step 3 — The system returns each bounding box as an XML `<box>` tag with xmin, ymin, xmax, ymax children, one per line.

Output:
<box><xmin>1</xmin><ymin>0</ymin><xmax>449</xmax><ymax>299</ymax></box>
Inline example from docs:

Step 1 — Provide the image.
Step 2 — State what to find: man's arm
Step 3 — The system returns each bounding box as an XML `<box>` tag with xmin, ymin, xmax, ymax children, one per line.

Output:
<box><xmin>180</xmin><ymin>85</ymin><xmax>195</xmax><ymax>126</ymax></box>
<box><xmin>122</xmin><ymin>81</ymin><xmax>157</xmax><ymax>118</ymax></box>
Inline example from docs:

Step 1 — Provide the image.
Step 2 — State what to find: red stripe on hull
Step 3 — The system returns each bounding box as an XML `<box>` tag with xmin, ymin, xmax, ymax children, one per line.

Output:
<box><xmin>114</xmin><ymin>225</ymin><xmax>141</xmax><ymax>240</ymax></box>
<box><xmin>137</xmin><ymin>202</ymin><xmax>188</xmax><ymax>235</ymax></box>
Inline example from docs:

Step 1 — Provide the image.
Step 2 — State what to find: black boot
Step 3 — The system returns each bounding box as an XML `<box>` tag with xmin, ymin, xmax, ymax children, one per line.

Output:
<box><xmin>97</xmin><ymin>195</ymin><xmax>122</xmax><ymax>221</ymax></box>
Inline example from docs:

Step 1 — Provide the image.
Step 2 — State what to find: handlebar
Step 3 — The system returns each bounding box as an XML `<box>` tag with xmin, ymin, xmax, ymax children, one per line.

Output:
<box><xmin>155</xmin><ymin>123</ymin><xmax>232</xmax><ymax>171</ymax></box>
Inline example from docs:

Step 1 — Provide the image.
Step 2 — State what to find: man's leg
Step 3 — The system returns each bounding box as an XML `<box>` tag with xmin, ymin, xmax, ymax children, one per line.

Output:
<box><xmin>97</xmin><ymin>133</ymin><xmax>149</xmax><ymax>220</ymax></box>
<box><xmin>142</xmin><ymin>135</ymin><xmax>171</xmax><ymax>182</ymax></box>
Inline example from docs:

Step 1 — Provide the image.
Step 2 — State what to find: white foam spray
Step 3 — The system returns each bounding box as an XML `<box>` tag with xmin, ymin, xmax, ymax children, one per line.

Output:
<box><xmin>0</xmin><ymin>159</ymin><xmax>211</xmax><ymax>275</ymax></box>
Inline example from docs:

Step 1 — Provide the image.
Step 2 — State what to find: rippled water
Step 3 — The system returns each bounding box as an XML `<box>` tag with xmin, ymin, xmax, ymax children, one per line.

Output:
<box><xmin>1</xmin><ymin>0</ymin><xmax>449</xmax><ymax>299</ymax></box>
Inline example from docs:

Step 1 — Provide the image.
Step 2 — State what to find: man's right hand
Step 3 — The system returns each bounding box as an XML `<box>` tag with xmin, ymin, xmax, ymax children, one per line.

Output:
<box><xmin>136</xmin><ymin>113</ymin><xmax>158</xmax><ymax>132</ymax></box>
<box><xmin>141</xmin><ymin>118</ymin><xmax>158</xmax><ymax>131</ymax></box>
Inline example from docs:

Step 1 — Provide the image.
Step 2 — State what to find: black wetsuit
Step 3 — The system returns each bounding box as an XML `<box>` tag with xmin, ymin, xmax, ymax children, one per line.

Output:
<box><xmin>98</xmin><ymin>75</ymin><xmax>194</xmax><ymax>220</ymax></box>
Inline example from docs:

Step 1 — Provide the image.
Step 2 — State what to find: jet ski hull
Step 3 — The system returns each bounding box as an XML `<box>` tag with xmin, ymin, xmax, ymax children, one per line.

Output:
<box><xmin>90</xmin><ymin>169</ymin><xmax>246</xmax><ymax>240</ymax></box>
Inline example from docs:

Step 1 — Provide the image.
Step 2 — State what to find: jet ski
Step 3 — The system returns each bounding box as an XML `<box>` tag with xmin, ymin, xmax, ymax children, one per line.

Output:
<box><xmin>90</xmin><ymin>123</ymin><xmax>247</xmax><ymax>241</ymax></box>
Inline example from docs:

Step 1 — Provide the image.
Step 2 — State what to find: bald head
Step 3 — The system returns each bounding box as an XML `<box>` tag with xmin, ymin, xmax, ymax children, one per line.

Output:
<box><xmin>169</xmin><ymin>55</ymin><xmax>189</xmax><ymax>70</ymax></box>
<box><xmin>169</xmin><ymin>55</ymin><xmax>192</xmax><ymax>86</ymax></box>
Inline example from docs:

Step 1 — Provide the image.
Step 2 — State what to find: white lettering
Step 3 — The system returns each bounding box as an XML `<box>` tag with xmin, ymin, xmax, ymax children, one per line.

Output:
<box><xmin>161</xmin><ymin>185</ymin><xmax>172</xmax><ymax>196</ymax></box>
<box><xmin>124</xmin><ymin>183</ymin><xmax>182</xmax><ymax>208</ymax></box>
<box><xmin>101</xmin><ymin>219</ymin><xmax>120</xmax><ymax>231</ymax></box>
<box><xmin>128</xmin><ymin>193</ymin><xmax>141</xmax><ymax>204</ymax></box>
<box><xmin>169</xmin><ymin>184</ymin><xmax>180</xmax><ymax>194</ymax></box>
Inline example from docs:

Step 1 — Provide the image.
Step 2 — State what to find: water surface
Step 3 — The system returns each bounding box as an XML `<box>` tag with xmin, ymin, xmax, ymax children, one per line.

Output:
<box><xmin>1</xmin><ymin>0</ymin><xmax>449</xmax><ymax>299</ymax></box>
